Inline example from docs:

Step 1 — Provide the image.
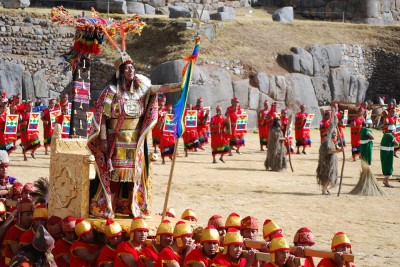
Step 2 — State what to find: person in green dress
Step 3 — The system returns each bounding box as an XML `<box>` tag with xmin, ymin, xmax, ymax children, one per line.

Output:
<box><xmin>380</xmin><ymin>124</ymin><xmax>398</xmax><ymax>188</ymax></box>
<box><xmin>360</xmin><ymin>118</ymin><xmax>374</xmax><ymax>165</ymax></box>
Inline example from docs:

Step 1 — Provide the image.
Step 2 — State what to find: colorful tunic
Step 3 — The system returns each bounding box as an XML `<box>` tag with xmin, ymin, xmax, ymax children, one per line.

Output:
<box><xmin>350</xmin><ymin>116</ymin><xmax>365</xmax><ymax>156</ymax></box>
<box><xmin>155</xmin><ymin>246</ymin><xmax>182</xmax><ymax>267</ymax></box>
<box><xmin>210</xmin><ymin>115</ymin><xmax>230</xmax><ymax>156</ymax></box>
<box><xmin>258</xmin><ymin>109</ymin><xmax>269</xmax><ymax>146</ymax></box>
<box><xmin>295</xmin><ymin>112</ymin><xmax>311</xmax><ymax>147</ymax></box>
<box><xmin>53</xmin><ymin>238</ymin><xmax>72</xmax><ymax>267</ymax></box>
<box><xmin>69</xmin><ymin>240</ymin><xmax>101</xmax><ymax>267</ymax></box>
<box><xmin>319</xmin><ymin>119</ymin><xmax>331</xmax><ymax>142</ymax></box>
<box><xmin>55</xmin><ymin>115</ymin><xmax>70</xmax><ymax>138</ymax></box>
<box><xmin>210</xmin><ymin>253</ymin><xmax>247</xmax><ymax>267</ymax></box>
<box><xmin>380</xmin><ymin>132</ymin><xmax>395</xmax><ymax>176</ymax></box>
<box><xmin>152</xmin><ymin>106</ymin><xmax>166</xmax><ymax>148</ymax></box>
<box><xmin>317</xmin><ymin>258</ymin><xmax>356</xmax><ymax>267</ymax></box>
<box><xmin>182</xmin><ymin>109</ymin><xmax>200</xmax><ymax>151</ymax></box>
<box><xmin>19</xmin><ymin>228</ymin><xmax>34</xmax><ymax>246</ymax></box>
<box><xmin>227</xmin><ymin>108</ymin><xmax>245</xmax><ymax>148</ymax></box>
<box><xmin>3</xmin><ymin>224</ymin><xmax>28</xmax><ymax>266</ymax></box>
<box><xmin>19</xmin><ymin>112</ymin><xmax>41</xmax><ymax>153</ymax></box>
<box><xmin>87</xmin><ymin>74</ymin><xmax>158</xmax><ymax>218</ymax></box>
<box><xmin>41</xmin><ymin>107</ymin><xmax>60</xmax><ymax>146</ymax></box>
<box><xmin>97</xmin><ymin>245</ymin><xmax>117</xmax><ymax>267</ymax></box>
<box><xmin>0</xmin><ymin>112</ymin><xmax>16</xmax><ymax>153</ymax></box>
<box><xmin>159</xmin><ymin>113</ymin><xmax>176</xmax><ymax>160</ymax></box>
<box><xmin>185</xmin><ymin>247</ymin><xmax>213</xmax><ymax>267</ymax></box>
<box><xmin>360</xmin><ymin>128</ymin><xmax>373</xmax><ymax>165</ymax></box>
<box><xmin>114</xmin><ymin>241</ymin><xmax>141</xmax><ymax>267</ymax></box>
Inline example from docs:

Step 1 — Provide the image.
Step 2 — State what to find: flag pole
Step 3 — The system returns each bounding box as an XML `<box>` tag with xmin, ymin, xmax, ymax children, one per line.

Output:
<box><xmin>161</xmin><ymin>36</ymin><xmax>201</xmax><ymax>222</ymax></box>
<box><xmin>161</xmin><ymin>138</ymin><xmax>180</xmax><ymax>221</ymax></box>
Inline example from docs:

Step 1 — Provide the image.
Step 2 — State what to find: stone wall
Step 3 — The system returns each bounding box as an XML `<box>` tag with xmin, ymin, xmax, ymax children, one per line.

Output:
<box><xmin>258</xmin><ymin>0</ymin><xmax>400</xmax><ymax>24</ymax></box>
<box><xmin>0</xmin><ymin>14</ymin><xmax>75</xmax><ymax>103</ymax></box>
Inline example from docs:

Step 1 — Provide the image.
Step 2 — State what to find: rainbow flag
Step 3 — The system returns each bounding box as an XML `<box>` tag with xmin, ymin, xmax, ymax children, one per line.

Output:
<box><xmin>185</xmin><ymin>110</ymin><xmax>197</xmax><ymax>128</ymax></box>
<box><xmin>5</xmin><ymin>115</ymin><xmax>18</xmax><ymax>134</ymax></box>
<box><xmin>62</xmin><ymin>115</ymin><xmax>71</xmax><ymax>135</ymax></box>
<box><xmin>28</xmin><ymin>113</ymin><xmax>41</xmax><ymax>132</ymax></box>
<box><xmin>173</xmin><ymin>37</ymin><xmax>200</xmax><ymax>138</ymax></box>
<box><xmin>50</xmin><ymin>110</ymin><xmax>61</xmax><ymax>130</ymax></box>
<box><xmin>236</xmin><ymin>114</ymin><xmax>248</xmax><ymax>132</ymax></box>
<box><xmin>163</xmin><ymin>114</ymin><xmax>176</xmax><ymax>134</ymax></box>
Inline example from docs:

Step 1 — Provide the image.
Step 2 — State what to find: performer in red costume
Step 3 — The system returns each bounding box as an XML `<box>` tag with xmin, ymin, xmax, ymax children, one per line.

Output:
<box><xmin>226</xmin><ymin>98</ymin><xmax>245</xmax><ymax>155</ymax></box>
<box><xmin>350</xmin><ymin>107</ymin><xmax>365</xmax><ymax>161</ymax></box>
<box><xmin>0</xmin><ymin>97</ymin><xmax>16</xmax><ymax>154</ymax></box>
<box><xmin>185</xmin><ymin>226</ymin><xmax>219</xmax><ymax>267</ymax></box>
<box><xmin>114</xmin><ymin>217</ymin><xmax>148</xmax><ymax>267</ymax></box>
<box><xmin>159</xmin><ymin>104</ymin><xmax>176</xmax><ymax>164</ymax></box>
<box><xmin>53</xmin><ymin>216</ymin><xmax>77</xmax><ymax>267</ymax></box>
<box><xmin>41</xmin><ymin>99</ymin><xmax>60</xmax><ymax>155</ymax></box>
<box><xmin>139</xmin><ymin>219</ymin><xmax>174</xmax><ymax>267</ymax></box>
<box><xmin>152</xmin><ymin>96</ymin><xmax>166</xmax><ymax>154</ymax></box>
<box><xmin>194</xmin><ymin>97</ymin><xmax>209</xmax><ymax>149</ymax></box>
<box><xmin>183</xmin><ymin>103</ymin><xmax>200</xmax><ymax>157</ymax></box>
<box><xmin>262</xmin><ymin>233</ymin><xmax>294</xmax><ymax>267</ymax></box>
<box><xmin>317</xmin><ymin>232</ymin><xmax>356</xmax><ymax>267</ymax></box>
<box><xmin>258</xmin><ymin>100</ymin><xmax>270</xmax><ymax>151</ymax></box>
<box><xmin>280</xmin><ymin>108</ymin><xmax>293</xmax><ymax>154</ymax></box>
<box><xmin>69</xmin><ymin>218</ymin><xmax>102</xmax><ymax>267</ymax></box>
<box><xmin>295</xmin><ymin>104</ymin><xmax>311</xmax><ymax>155</ymax></box>
<box><xmin>210</xmin><ymin>228</ymin><xmax>255</xmax><ymax>267</ymax></box>
<box><xmin>332</xmin><ymin>102</ymin><xmax>346</xmax><ymax>147</ymax></box>
<box><xmin>19</xmin><ymin>101</ymin><xmax>41</xmax><ymax>161</ymax></box>
<box><xmin>319</xmin><ymin>110</ymin><xmax>332</xmax><ymax>142</ymax></box>
<box><xmin>210</xmin><ymin>106</ymin><xmax>230</xmax><ymax>163</ymax></box>
<box><xmin>97</xmin><ymin>219</ymin><xmax>124</xmax><ymax>267</ymax></box>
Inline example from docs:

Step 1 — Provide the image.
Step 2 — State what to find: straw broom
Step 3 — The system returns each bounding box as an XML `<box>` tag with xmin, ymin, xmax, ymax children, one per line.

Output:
<box><xmin>350</xmin><ymin>160</ymin><xmax>386</xmax><ymax>196</ymax></box>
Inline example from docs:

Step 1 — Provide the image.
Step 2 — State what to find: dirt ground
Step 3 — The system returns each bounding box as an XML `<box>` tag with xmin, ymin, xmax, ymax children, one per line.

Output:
<box><xmin>10</xmin><ymin>127</ymin><xmax>400</xmax><ymax>267</ymax></box>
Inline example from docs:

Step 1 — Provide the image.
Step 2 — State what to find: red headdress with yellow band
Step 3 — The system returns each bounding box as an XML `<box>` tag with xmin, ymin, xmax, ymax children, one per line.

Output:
<box><xmin>156</xmin><ymin>219</ymin><xmax>174</xmax><ymax>244</ymax></box>
<box><xmin>200</xmin><ymin>226</ymin><xmax>220</xmax><ymax>243</ymax></box>
<box><xmin>225</xmin><ymin>212</ymin><xmax>242</xmax><ymax>230</ymax></box>
<box><xmin>263</xmin><ymin>219</ymin><xmax>282</xmax><ymax>241</ymax></box>
<box><xmin>105</xmin><ymin>218</ymin><xmax>122</xmax><ymax>239</ymax></box>
<box><xmin>269</xmin><ymin>233</ymin><xmax>290</xmax><ymax>263</ymax></box>
<box><xmin>130</xmin><ymin>216</ymin><xmax>149</xmax><ymax>233</ymax></box>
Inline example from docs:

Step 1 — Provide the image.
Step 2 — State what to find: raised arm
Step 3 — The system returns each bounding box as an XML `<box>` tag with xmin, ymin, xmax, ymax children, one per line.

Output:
<box><xmin>151</xmin><ymin>83</ymin><xmax>181</xmax><ymax>95</ymax></box>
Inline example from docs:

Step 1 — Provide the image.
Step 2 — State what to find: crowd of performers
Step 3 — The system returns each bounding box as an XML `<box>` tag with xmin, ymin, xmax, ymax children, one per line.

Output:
<box><xmin>152</xmin><ymin>97</ymin><xmax>247</xmax><ymax>164</ymax></box>
<box><xmin>0</xmin><ymin>92</ymin><xmax>71</xmax><ymax>161</ymax></box>
<box><xmin>0</xmin><ymin>174</ymin><xmax>356</xmax><ymax>267</ymax></box>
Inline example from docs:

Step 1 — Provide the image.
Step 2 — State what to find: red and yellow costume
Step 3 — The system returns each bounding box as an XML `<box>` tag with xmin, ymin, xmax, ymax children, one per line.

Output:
<box><xmin>317</xmin><ymin>232</ymin><xmax>356</xmax><ymax>267</ymax></box>
<box><xmin>70</xmin><ymin>218</ymin><xmax>101</xmax><ymax>267</ymax></box>
<box><xmin>140</xmin><ymin>245</ymin><xmax>160</xmax><ymax>266</ymax></box>
<box><xmin>97</xmin><ymin>245</ymin><xmax>117</xmax><ymax>266</ymax></box>
<box><xmin>155</xmin><ymin>246</ymin><xmax>182</xmax><ymax>267</ymax></box>
<box><xmin>2</xmin><ymin>225</ymin><xmax>27</xmax><ymax>266</ymax></box>
<box><xmin>258</xmin><ymin>108</ymin><xmax>270</xmax><ymax>147</ymax></box>
<box><xmin>19</xmin><ymin>204</ymin><xmax>48</xmax><ymax>246</ymax></box>
<box><xmin>262</xmin><ymin>233</ymin><xmax>290</xmax><ymax>267</ymax></box>
<box><xmin>53</xmin><ymin>238</ymin><xmax>73</xmax><ymax>267</ymax></box>
<box><xmin>185</xmin><ymin>226</ymin><xmax>219</xmax><ymax>267</ymax></box>
<box><xmin>114</xmin><ymin>241</ymin><xmax>141</xmax><ymax>267</ymax></box>
<box><xmin>295</xmin><ymin>110</ymin><xmax>311</xmax><ymax>147</ymax></box>
<box><xmin>210</xmin><ymin>114</ymin><xmax>230</xmax><ymax>156</ymax></box>
<box><xmin>18</xmin><ymin>228</ymin><xmax>34</xmax><ymax>246</ymax></box>
<box><xmin>41</xmin><ymin>105</ymin><xmax>60</xmax><ymax>147</ymax></box>
<box><xmin>19</xmin><ymin>106</ymin><xmax>41</xmax><ymax>153</ymax></box>
<box><xmin>210</xmin><ymin>228</ymin><xmax>247</xmax><ymax>267</ymax></box>
<box><xmin>350</xmin><ymin>115</ymin><xmax>365</xmax><ymax>158</ymax></box>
